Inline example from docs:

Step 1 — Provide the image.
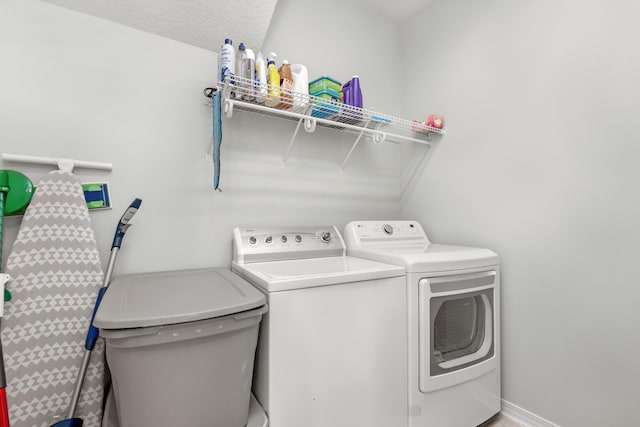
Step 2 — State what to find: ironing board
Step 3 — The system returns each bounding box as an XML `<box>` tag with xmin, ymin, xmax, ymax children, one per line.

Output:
<box><xmin>2</xmin><ymin>170</ymin><xmax>104</xmax><ymax>426</ymax></box>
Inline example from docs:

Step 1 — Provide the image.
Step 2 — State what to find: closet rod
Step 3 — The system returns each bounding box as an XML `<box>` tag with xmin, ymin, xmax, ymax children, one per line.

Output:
<box><xmin>1</xmin><ymin>153</ymin><xmax>113</xmax><ymax>172</ymax></box>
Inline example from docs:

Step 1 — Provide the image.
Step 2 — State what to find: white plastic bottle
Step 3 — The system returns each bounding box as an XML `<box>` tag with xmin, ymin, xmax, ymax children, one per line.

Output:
<box><xmin>290</xmin><ymin>63</ymin><xmax>309</xmax><ymax>108</ymax></box>
<box><xmin>218</xmin><ymin>38</ymin><xmax>235</xmax><ymax>86</ymax></box>
<box><xmin>255</xmin><ymin>52</ymin><xmax>267</xmax><ymax>104</ymax></box>
<box><xmin>243</xmin><ymin>47</ymin><xmax>256</xmax><ymax>101</ymax></box>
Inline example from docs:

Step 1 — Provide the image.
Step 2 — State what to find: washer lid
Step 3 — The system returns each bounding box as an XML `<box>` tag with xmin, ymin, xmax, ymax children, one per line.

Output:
<box><xmin>94</xmin><ymin>268</ymin><xmax>266</xmax><ymax>329</ymax></box>
<box><xmin>348</xmin><ymin>244</ymin><xmax>499</xmax><ymax>273</ymax></box>
<box><xmin>232</xmin><ymin>256</ymin><xmax>405</xmax><ymax>292</ymax></box>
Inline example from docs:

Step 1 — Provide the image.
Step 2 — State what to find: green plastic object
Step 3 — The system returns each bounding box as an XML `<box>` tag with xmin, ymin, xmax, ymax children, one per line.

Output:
<box><xmin>82</xmin><ymin>182</ymin><xmax>111</xmax><ymax>210</ymax></box>
<box><xmin>309</xmin><ymin>76</ymin><xmax>342</xmax><ymax>95</ymax></box>
<box><xmin>0</xmin><ymin>170</ymin><xmax>35</xmax><ymax>302</ymax></box>
<box><xmin>0</xmin><ymin>170</ymin><xmax>34</xmax><ymax>216</ymax></box>
<box><xmin>311</xmin><ymin>91</ymin><xmax>341</xmax><ymax>119</ymax></box>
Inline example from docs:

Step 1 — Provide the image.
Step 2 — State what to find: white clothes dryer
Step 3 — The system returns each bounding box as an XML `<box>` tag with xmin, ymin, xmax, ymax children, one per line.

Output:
<box><xmin>232</xmin><ymin>226</ymin><xmax>408</xmax><ymax>427</ymax></box>
<box><xmin>344</xmin><ymin>221</ymin><xmax>501</xmax><ymax>427</ymax></box>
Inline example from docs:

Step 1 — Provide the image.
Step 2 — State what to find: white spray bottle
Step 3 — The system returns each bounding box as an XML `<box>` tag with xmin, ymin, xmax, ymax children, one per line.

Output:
<box><xmin>265</xmin><ymin>52</ymin><xmax>280</xmax><ymax>107</ymax></box>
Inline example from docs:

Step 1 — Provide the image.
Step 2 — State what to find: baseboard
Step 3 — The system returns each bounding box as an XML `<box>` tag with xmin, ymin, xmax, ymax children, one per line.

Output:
<box><xmin>501</xmin><ymin>399</ymin><xmax>560</xmax><ymax>427</ymax></box>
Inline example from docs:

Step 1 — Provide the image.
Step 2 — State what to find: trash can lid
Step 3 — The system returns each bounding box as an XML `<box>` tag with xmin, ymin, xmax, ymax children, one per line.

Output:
<box><xmin>94</xmin><ymin>268</ymin><xmax>266</xmax><ymax>329</ymax></box>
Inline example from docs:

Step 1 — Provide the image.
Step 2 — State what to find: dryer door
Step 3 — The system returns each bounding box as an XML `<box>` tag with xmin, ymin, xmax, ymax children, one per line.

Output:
<box><xmin>418</xmin><ymin>270</ymin><xmax>498</xmax><ymax>392</ymax></box>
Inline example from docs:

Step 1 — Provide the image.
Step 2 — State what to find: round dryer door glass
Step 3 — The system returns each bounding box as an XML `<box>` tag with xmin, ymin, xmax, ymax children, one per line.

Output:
<box><xmin>433</xmin><ymin>295</ymin><xmax>485</xmax><ymax>359</ymax></box>
<box><xmin>430</xmin><ymin>289</ymin><xmax>494</xmax><ymax>376</ymax></box>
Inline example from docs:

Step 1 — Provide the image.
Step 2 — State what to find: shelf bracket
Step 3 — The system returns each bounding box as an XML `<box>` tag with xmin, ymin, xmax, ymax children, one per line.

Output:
<box><xmin>282</xmin><ymin>105</ymin><xmax>317</xmax><ymax>167</ymax></box>
<box><xmin>425</xmin><ymin>131</ymin><xmax>434</xmax><ymax>143</ymax></box>
<box><xmin>304</xmin><ymin>117</ymin><xmax>317</xmax><ymax>133</ymax></box>
<box><xmin>281</xmin><ymin>117</ymin><xmax>305</xmax><ymax>168</ymax></box>
<box><xmin>340</xmin><ymin>119</ymin><xmax>372</xmax><ymax>172</ymax></box>
<box><xmin>372</xmin><ymin>131</ymin><xmax>386</xmax><ymax>144</ymax></box>
<box><xmin>224</xmin><ymin>99</ymin><xmax>234</xmax><ymax>119</ymax></box>
<box><xmin>303</xmin><ymin>104</ymin><xmax>317</xmax><ymax>133</ymax></box>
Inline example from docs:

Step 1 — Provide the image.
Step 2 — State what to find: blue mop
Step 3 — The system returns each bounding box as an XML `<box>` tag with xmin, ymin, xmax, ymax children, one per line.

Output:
<box><xmin>212</xmin><ymin>90</ymin><xmax>222</xmax><ymax>191</ymax></box>
<box><xmin>51</xmin><ymin>199</ymin><xmax>142</xmax><ymax>427</ymax></box>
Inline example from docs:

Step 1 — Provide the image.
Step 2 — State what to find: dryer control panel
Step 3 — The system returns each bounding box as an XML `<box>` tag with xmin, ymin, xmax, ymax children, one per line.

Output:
<box><xmin>343</xmin><ymin>221</ymin><xmax>429</xmax><ymax>248</ymax></box>
<box><xmin>233</xmin><ymin>226</ymin><xmax>345</xmax><ymax>264</ymax></box>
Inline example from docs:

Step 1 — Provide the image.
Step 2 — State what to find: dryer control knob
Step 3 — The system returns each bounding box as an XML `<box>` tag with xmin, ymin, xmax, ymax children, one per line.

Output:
<box><xmin>280</xmin><ymin>235</ymin><xmax>288</xmax><ymax>243</ymax></box>
<box><xmin>383</xmin><ymin>224</ymin><xmax>394</xmax><ymax>235</ymax></box>
<box><xmin>321</xmin><ymin>232</ymin><xmax>332</xmax><ymax>243</ymax></box>
<box><xmin>265</xmin><ymin>236</ymin><xmax>273</xmax><ymax>244</ymax></box>
<box><xmin>249</xmin><ymin>236</ymin><xmax>257</xmax><ymax>245</ymax></box>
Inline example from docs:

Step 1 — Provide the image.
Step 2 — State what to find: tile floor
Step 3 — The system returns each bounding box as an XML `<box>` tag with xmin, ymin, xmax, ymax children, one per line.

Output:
<box><xmin>487</xmin><ymin>414</ymin><xmax>524</xmax><ymax>427</ymax></box>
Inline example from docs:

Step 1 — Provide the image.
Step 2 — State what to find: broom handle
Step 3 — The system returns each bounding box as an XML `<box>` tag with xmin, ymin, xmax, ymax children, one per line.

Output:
<box><xmin>66</xmin><ymin>247</ymin><xmax>119</xmax><ymax>419</ymax></box>
<box><xmin>64</xmin><ymin>199</ymin><xmax>139</xmax><ymax>419</ymax></box>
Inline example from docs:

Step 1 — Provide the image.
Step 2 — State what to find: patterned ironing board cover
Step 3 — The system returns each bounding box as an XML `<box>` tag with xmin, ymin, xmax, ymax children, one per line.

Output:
<box><xmin>3</xmin><ymin>170</ymin><xmax>105</xmax><ymax>426</ymax></box>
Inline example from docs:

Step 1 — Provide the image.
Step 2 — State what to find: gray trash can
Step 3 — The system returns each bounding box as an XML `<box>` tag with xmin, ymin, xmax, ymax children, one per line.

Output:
<box><xmin>94</xmin><ymin>268</ymin><xmax>267</xmax><ymax>427</ymax></box>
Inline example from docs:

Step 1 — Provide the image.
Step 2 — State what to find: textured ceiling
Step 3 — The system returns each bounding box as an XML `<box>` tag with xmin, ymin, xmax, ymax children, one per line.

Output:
<box><xmin>39</xmin><ymin>0</ymin><xmax>432</xmax><ymax>53</ymax></box>
<box><xmin>40</xmin><ymin>0</ymin><xmax>279</xmax><ymax>52</ymax></box>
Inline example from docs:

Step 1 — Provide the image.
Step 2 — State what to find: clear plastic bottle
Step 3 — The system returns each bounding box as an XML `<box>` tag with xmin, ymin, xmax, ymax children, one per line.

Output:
<box><xmin>243</xmin><ymin>47</ymin><xmax>256</xmax><ymax>101</ymax></box>
<box><xmin>255</xmin><ymin>52</ymin><xmax>267</xmax><ymax>104</ymax></box>
<box><xmin>218</xmin><ymin>38</ymin><xmax>235</xmax><ymax>86</ymax></box>
<box><xmin>278</xmin><ymin>60</ymin><xmax>294</xmax><ymax>109</ymax></box>
<box><xmin>235</xmin><ymin>43</ymin><xmax>247</xmax><ymax>99</ymax></box>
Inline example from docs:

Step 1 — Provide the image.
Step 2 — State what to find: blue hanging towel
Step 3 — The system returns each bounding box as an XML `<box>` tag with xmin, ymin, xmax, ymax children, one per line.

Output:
<box><xmin>212</xmin><ymin>90</ymin><xmax>222</xmax><ymax>191</ymax></box>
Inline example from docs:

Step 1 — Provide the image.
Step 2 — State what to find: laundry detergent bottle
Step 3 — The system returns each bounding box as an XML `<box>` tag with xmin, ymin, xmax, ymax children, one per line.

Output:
<box><xmin>218</xmin><ymin>38</ymin><xmax>235</xmax><ymax>86</ymax></box>
<box><xmin>290</xmin><ymin>63</ymin><xmax>309</xmax><ymax>108</ymax></box>
<box><xmin>341</xmin><ymin>75</ymin><xmax>363</xmax><ymax>122</ymax></box>
<box><xmin>278</xmin><ymin>60</ymin><xmax>294</xmax><ymax>109</ymax></box>
<box><xmin>265</xmin><ymin>54</ymin><xmax>281</xmax><ymax>107</ymax></box>
<box><xmin>341</xmin><ymin>75</ymin><xmax>363</xmax><ymax>109</ymax></box>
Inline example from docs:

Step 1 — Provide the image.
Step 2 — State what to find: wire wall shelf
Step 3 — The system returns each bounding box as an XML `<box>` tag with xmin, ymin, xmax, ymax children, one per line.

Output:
<box><xmin>206</xmin><ymin>76</ymin><xmax>445</xmax><ymax>171</ymax></box>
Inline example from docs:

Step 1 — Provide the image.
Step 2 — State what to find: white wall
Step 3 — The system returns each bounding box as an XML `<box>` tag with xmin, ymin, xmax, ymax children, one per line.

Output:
<box><xmin>400</xmin><ymin>0</ymin><xmax>640</xmax><ymax>426</ymax></box>
<box><xmin>7</xmin><ymin>0</ymin><xmax>634</xmax><ymax>425</ymax></box>
<box><xmin>0</xmin><ymin>0</ymin><xmax>412</xmax><ymax>274</ymax></box>
<box><xmin>261</xmin><ymin>0</ymin><xmax>403</xmax><ymax>112</ymax></box>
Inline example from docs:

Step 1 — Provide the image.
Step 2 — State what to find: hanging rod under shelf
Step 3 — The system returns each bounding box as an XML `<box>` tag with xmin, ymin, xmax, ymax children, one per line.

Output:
<box><xmin>1</xmin><ymin>153</ymin><xmax>113</xmax><ymax>173</ymax></box>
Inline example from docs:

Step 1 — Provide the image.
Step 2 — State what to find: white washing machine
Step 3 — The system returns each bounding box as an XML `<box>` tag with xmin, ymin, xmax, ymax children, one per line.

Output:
<box><xmin>231</xmin><ymin>226</ymin><xmax>408</xmax><ymax>427</ymax></box>
<box><xmin>344</xmin><ymin>221</ymin><xmax>501</xmax><ymax>427</ymax></box>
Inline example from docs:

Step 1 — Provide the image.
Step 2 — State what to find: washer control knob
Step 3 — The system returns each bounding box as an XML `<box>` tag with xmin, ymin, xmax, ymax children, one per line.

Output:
<box><xmin>295</xmin><ymin>235</ymin><xmax>302</xmax><ymax>243</ymax></box>
<box><xmin>383</xmin><ymin>224</ymin><xmax>393</xmax><ymax>235</ymax></box>
<box><xmin>280</xmin><ymin>235</ymin><xmax>288</xmax><ymax>243</ymax></box>
<box><xmin>249</xmin><ymin>236</ymin><xmax>257</xmax><ymax>245</ymax></box>
<box><xmin>321</xmin><ymin>232</ymin><xmax>332</xmax><ymax>243</ymax></box>
<box><xmin>265</xmin><ymin>236</ymin><xmax>273</xmax><ymax>244</ymax></box>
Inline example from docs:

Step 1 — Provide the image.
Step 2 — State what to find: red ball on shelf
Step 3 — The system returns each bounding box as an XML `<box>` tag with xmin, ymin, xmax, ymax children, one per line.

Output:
<box><xmin>426</xmin><ymin>114</ymin><xmax>444</xmax><ymax>129</ymax></box>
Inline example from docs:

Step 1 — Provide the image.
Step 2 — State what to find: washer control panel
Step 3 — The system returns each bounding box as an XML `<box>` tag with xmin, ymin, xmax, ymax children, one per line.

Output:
<box><xmin>343</xmin><ymin>221</ymin><xmax>429</xmax><ymax>248</ymax></box>
<box><xmin>233</xmin><ymin>226</ymin><xmax>344</xmax><ymax>263</ymax></box>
